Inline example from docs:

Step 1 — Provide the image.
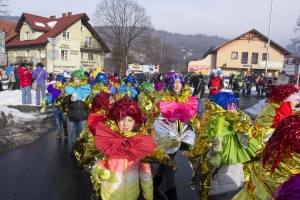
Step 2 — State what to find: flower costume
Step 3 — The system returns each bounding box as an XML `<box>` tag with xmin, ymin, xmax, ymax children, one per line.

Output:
<box><xmin>233</xmin><ymin>115</ymin><xmax>300</xmax><ymax>200</ymax></box>
<box><xmin>118</xmin><ymin>75</ymin><xmax>139</xmax><ymax>100</ymax></box>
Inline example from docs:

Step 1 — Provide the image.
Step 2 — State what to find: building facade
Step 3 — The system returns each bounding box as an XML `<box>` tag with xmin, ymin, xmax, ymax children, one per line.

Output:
<box><xmin>6</xmin><ymin>12</ymin><xmax>110</xmax><ymax>73</ymax></box>
<box><xmin>189</xmin><ymin>29</ymin><xmax>290</xmax><ymax>77</ymax></box>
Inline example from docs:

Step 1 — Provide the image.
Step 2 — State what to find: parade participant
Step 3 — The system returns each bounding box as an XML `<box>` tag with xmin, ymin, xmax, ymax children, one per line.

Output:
<box><xmin>57</xmin><ymin>70</ymin><xmax>91</xmax><ymax>155</ymax></box>
<box><xmin>208</xmin><ymin>69</ymin><xmax>223</xmax><ymax>100</ymax></box>
<box><xmin>41</xmin><ymin>75</ymin><xmax>68</xmax><ymax>139</ymax></box>
<box><xmin>233</xmin><ymin>115</ymin><xmax>300</xmax><ymax>200</ymax></box>
<box><xmin>194</xmin><ymin>92</ymin><xmax>259</xmax><ymax>200</ymax></box>
<box><xmin>18</xmin><ymin>63</ymin><xmax>32</xmax><ymax>104</ymax></box>
<box><xmin>271</xmin><ymin>173</ymin><xmax>300</xmax><ymax>200</ymax></box>
<box><xmin>91</xmin><ymin>72</ymin><xmax>110</xmax><ymax>96</ymax></box>
<box><xmin>118</xmin><ymin>75</ymin><xmax>139</xmax><ymax>100</ymax></box>
<box><xmin>108</xmin><ymin>74</ymin><xmax>119</xmax><ymax>95</ymax></box>
<box><xmin>254</xmin><ymin>84</ymin><xmax>299</xmax><ymax>145</ymax></box>
<box><xmin>153</xmin><ymin>72</ymin><xmax>200</xmax><ymax>200</ymax></box>
<box><xmin>88</xmin><ymin>98</ymin><xmax>155</xmax><ymax>200</ymax></box>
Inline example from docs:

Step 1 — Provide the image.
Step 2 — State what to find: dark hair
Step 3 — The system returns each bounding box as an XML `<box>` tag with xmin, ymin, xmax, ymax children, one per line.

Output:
<box><xmin>36</xmin><ymin>63</ymin><xmax>43</xmax><ymax>68</ymax></box>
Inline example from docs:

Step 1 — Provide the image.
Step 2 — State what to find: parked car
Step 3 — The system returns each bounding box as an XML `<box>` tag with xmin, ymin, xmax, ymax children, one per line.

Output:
<box><xmin>133</xmin><ymin>72</ymin><xmax>148</xmax><ymax>85</ymax></box>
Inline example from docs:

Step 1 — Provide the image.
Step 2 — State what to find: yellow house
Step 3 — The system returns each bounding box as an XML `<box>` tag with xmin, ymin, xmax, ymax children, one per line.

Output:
<box><xmin>188</xmin><ymin>29</ymin><xmax>291</xmax><ymax>77</ymax></box>
<box><xmin>6</xmin><ymin>12</ymin><xmax>110</xmax><ymax>74</ymax></box>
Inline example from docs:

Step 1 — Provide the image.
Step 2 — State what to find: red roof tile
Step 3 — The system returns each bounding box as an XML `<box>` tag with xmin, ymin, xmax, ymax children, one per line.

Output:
<box><xmin>0</xmin><ymin>20</ymin><xmax>18</xmax><ymax>42</ymax></box>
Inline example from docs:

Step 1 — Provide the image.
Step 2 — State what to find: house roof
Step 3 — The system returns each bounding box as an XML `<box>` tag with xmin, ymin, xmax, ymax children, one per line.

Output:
<box><xmin>211</xmin><ymin>29</ymin><xmax>291</xmax><ymax>55</ymax></box>
<box><xmin>0</xmin><ymin>20</ymin><xmax>18</xmax><ymax>43</ymax></box>
<box><xmin>6</xmin><ymin>12</ymin><xmax>110</xmax><ymax>53</ymax></box>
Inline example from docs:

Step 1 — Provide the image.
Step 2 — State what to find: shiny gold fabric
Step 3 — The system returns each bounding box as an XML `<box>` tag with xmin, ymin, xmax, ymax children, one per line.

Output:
<box><xmin>161</xmin><ymin>84</ymin><xmax>192</xmax><ymax>103</ymax></box>
<box><xmin>233</xmin><ymin>152</ymin><xmax>300</xmax><ymax>200</ymax></box>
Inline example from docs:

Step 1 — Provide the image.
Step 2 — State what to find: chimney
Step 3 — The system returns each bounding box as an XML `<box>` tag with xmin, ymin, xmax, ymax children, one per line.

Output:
<box><xmin>67</xmin><ymin>12</ymin><xmax>72</xmax><ymax>17</ymax></box>
<box><xmin>50</xmin><ymin>15</ymin><xmax>56</xmax><ymax>19</ymax></box>
<box><xmin>62</xmin><ymin>13</ymin><xmax>66</xmax><ymax>18</ymax></box>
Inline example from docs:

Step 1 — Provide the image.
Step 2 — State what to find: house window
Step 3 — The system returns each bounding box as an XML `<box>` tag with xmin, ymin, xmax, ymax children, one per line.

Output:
<box><xmin>231</xmin><ymin>52</ymin><xmax>238</xmax><ymax>59</ymax></box>
<box><xmin>81</xmin><ymin>26</ymin><xmax>83</xmax><ymax>31</ymax></box>
<box><xmin>25</xmin><ymin>32</ymin><xmax>30</xmax><ymax>40</ymax></box>
<box><xmin>262</xmin><ymin>53</ymin><xmax>268</xmax><ymax>61</ymax></box>
<box><xmin>88</xmin><ymin>53</ymin><xmax>94</xmax><ymax>60</ymax></box>
<box><xmin>81</xmin><ymin>52</ymin><xmax>83</xmax><ymax>59</ymax></box>
<box><xmin>25</xmin><ymin>49</ymin><xmax>30</xmax><ymax>57</ymax></box>
<box><xmin>61</xmin><ymin>50</ymin><xmax>69</xmax><ymax>60</ymax></box>
<box><xmin>85</xmin><ymin>37</ymin><xmax>92</xmax><ymax>47</ymax></box>
<box><xmin>241</xmin><ymin>52</ymin><xmax>248</xmax><ymax>64</ymax></box>
<box><xmin>62</xmin><ymin>31</ymin><xmax>70</xmax><ymax>40</ymax></box>
<box><xmin>251</xmin><ymin>53</ymin><xmax>258</xmax><ymax>64</ymax></box>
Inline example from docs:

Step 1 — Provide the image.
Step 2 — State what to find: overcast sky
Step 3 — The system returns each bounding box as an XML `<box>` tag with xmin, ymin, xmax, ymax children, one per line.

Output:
<box><xmin>6</xmin><ymin>0</ymin><xmax>300</xmax><ymax>47</ymax></box>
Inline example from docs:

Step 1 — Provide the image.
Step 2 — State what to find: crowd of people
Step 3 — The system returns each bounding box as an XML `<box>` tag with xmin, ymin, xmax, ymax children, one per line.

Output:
<box><xmin>1</xmin><ymin>63</ymin><xmax>299</xmax><ymax>200</ymax></box>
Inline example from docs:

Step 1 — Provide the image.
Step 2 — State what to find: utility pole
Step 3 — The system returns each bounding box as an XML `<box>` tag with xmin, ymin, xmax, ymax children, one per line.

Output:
<box><xmin>265</xmin><ymin>0</ymin><xmax>274</xmax><ymax>76</ymax></box>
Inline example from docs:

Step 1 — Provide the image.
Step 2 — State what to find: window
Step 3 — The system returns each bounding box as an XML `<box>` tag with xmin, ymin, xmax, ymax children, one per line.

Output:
<box><xmin>81</xmin><ymin>26</ymin><xmax>83</xmax><ymax>31</ymax></box>
<box><xmin>251</xmin><ymin>53</ymin><xmax>258</xmax><ymax>64</ymax></box>
<box><xmin>88</xmin><ymin>53</ymin><xmax>94</xmax><ymax>60</ymax></box>
<box><xmin>241</xmin><ymin>52</ymin><xmax>248</xmax><ymax>64</ymax></box>
<box><xmin>62</xmin><ymin>31</ymin><xmax>70</xmax><ymax>40</ymax></box>
<box><xmin>61</xmin><ymin>50</ymin><xmax>69</xmax><ymax>60</ymax></box>
<box><xmin>262</xmin><ymin>53</ymin><xmax>268</xmax><ymax>61</ymax></box>
<box><xmin>231</xmin><ymin>52</ymin><xmax>238</xmax><ymax>59</ymax></box>
<box><xmin>85</xmin><ymin>37</ymin><xmax>92</xmax><ymax>47</ymax></box>
<box><xmin>25</xmin><ymin>49</ymin><xmax>30</xmax><ymax>57</ymax></box>
<box><xmin>25</xmin><ymin>31</ymin><xmax>30</xmax><ymax>40</ymax></box>
<box><xmin>81</xmin><ymin>52</ymin><xmax>83</xmax><ymax>59</ymax></box>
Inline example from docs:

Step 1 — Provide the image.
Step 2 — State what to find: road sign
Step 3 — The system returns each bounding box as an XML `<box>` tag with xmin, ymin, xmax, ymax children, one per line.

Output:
<box><xmin>47</xmin><ymin>38</ymin><xmax>59</xmax><ymax>47</ymax></box>
<box><xmin>47</xmin><ymin>49</ymin><xmax>59</xmax><ymax>60</ymax></box>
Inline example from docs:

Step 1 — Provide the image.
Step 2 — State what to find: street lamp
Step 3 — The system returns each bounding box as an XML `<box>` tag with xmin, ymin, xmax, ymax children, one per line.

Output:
<box><xmin>265</xmin><ymin>0</ymin><xmax>274</xmax><ymax>76</ymax></box>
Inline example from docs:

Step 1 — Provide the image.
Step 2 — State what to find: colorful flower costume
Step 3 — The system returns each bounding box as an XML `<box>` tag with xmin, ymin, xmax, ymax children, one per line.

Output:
<box><xmin>233</xmin><ymin>115</ymin><xmax>300</xmax><ymax>200</ymax></box>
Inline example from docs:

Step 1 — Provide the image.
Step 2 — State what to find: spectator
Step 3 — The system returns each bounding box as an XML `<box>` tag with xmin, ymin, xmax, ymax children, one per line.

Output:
<box><xmin>208</xmin><ymin>70</ymin><xmax>224</xmax><ymax>100</ymax></box>
<box><xmin>8</xmin><ymin>65</ymin><xmax>16</xmax><ymax>91</ymax></box>
<box><xmin>18</xmin><ymin>63</ymin><xmax>32</xmax><ymax>104</ymax></box>
<box><xmin>32</xmin><ymin>63</ymin><xmax>49</xmax><ymax>105</ymax></box>
<box><xmin>0</xmin><ymin>70</ymin><xmax>3</xmax><ymax>91</ymax></box>
<box><xmin>232</xmin><ymin>75</ymin><xmax>243</xmax><ymax>106</ymax></box>
<box><xmin>13</xmin><ymin>63</ymin><xmax>20</xmax><ymax>90</ymax></box>
<box><xmin>5</xmin><ymin>63</ymin><xmax>13</xmax><ymax>89</ymax></box>
<box><xmin>192</xmin><ymin>73</ymin><xmax>206</xmax><ymax>119</ymax></box>
<box><xmin>255</xmin><ymin>75</ymin><xmax>260</xmax><ymax>94</ymax></box>
<box><xmin>246</xmin><ymin>78</ymin><xmax>252</xmax><ymax>96</ymax></box>
<box><xmin>258</xmin><ymin>75</ymin><xmax>266</xmax><ymax>96</ymax></box>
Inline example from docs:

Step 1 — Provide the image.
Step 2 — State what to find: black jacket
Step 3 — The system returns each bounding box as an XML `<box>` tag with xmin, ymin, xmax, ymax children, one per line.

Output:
<box><xmin>232</xmin><ymin>78</ymin><xmax>243</xmax><ymax>92</ymax></box>
<box><xmin>63</xmin><ymin>95</ymin><xmax>88</xmax><ymax>122</ymax></box>
<box><xmin>14</xmin><ymin>67</ymin><xmax>20</xmax><ymax>80</ymax></box>
<box><xmin>192</xmin><ymin>79</ymin><xmax>206</xmax><ymax>99</ymax></box>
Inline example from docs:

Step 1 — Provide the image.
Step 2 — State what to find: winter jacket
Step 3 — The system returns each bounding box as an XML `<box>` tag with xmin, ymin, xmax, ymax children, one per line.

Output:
<box><xmin>32</xmin><ymin>66</ymin><xmax>48</xmax><ymax>84</ymax></box>
<box><xmin>232</xmin><ymin>78</ymin><xmax>243</xmax><ymax>93</ymax></box>
<box><xmin>9</xmin><ymin>71</ymin><xmax>16</xmax><ymax>82</ymax></box>
<box><xmin>14</xmin><ymin>67</ymin><xmax>20</xmax><ymax>80</ymax></box>
<box><xmin>95</xmin><ymin>159</ymin><xmax>153</xmax><ymax>200</ymax></box>
<box><xmin>5</xmin><ymin>65</ymin><xmax>13</xmax><ymax>78</ymax></box>
<box><xmin>208</xmin><ymin>149</ymin><xmax>244</xmax><ymax>196</ymax></box>
<box><xmin>208</xmin><ymin>76</ymin><xmax>224</xmax><ymax>95</ymax></box>
<box><xmin>193</xmin><ymin>79</ymin><xmax>206</xmax><ymax>99</ymax></box>
<box><xmin>18</xmin><ymin>67</ymin><xmax>32</xmax><ymax>88</ymax></box>
<box><xmin>63</xmin><ymin>96</ymin><xmax>88</xmax><ymax>122</ymax></box>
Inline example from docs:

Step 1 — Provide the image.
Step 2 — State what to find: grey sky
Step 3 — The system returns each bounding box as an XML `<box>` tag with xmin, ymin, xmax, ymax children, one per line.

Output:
<box><xmin>6</xmin><ymin>0</ymin><xmax>300</xmax><ymax>47</ymax></box>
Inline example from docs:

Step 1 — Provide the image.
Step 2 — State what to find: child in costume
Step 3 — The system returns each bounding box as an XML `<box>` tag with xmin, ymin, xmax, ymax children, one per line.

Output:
<box><xmin>118</xmin><ymin>75</ymin><xmax>139</xmax><ymax>100</ymax></box>
<box><xmin>59</xmin><ymin>70</ymin><xmax>91</xmax><ymax>155</ymax></box>
<box><xmin>108</xmin><ymin>74</ymin><xmax>119</xmax><ymax>95</ymax></box>
<box><xmin>196</xmin><ymin>92</ymin><xmax>259</xmax><ymax>200</ymax></box>
<box><xmin>41</xmin><ymin>75</ymin><xmax>68</xmax><ymax>139</ymax></box>
<box><xmin>91</xmin><ymin>72</ymin><xmax>110</xmax><ymax>96</ymax></box>
<box><xmin>271</xmin><ymin>173</ymin><xmax>300</xmax><ymax>200</ymax></box>
<box><xmin>152</xmin><ymin>72</ymin><xmax>201</xmax><ymax>200</ymax></box>
<box><xmin>233</xmin><ymin>115</ymin><xmax>300</xmax><ymax>200</ymax></box>
<box><xmin>88</xmin><ymin>98</ymin><xmax>155</xmax><ymax>200</ymax></box>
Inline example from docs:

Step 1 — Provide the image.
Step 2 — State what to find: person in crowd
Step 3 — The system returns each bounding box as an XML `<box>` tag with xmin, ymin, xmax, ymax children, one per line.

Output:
<box><xmin>32</xmin><ymin>63</ymin><xmax>48</xmax><ymax>105</ymax></box>
<box><xmin>13</xmin><ymin>63</ymin><xmax>20</xmax><ymax>90</ymax></box>
<box><xmin>18</xmin><ymin>63</ymin><xmax>32</xmax><ymax>104</ymax></box>
<box><xmin>0</xmin><ymin>69</ymin><xmax>3</xmax><ymax>91</ymax></box>
<box><xmin>232</xmin><ymin>74</ymin><xmax>243</xmax><ymax>106</ymax></box>
<box><xmin>58</xmin><ymin>70</ymin><xmax>91</xmax><ymax>155</ymax></box>
<box><xmin>118</xmin><ymin>75</ymin><xmax>140</xmax><ymax>100</ymax></box>
<box><xmin>255</xmin><ymin>74</ymin><xmax>260</xmax><ymax>94</ymax></box>
<box><xmin>257</xmin><ymin>74</ymin><xmax>266</xmax><ymax>96</ymax></box>
<box><xmin>91</xmin><ymin>72</ymin><xmax>110</xmax><ymax>97</ymax></box>
<box><xmin>41</xmin><ymin>75</ymin><xmax>68</xmax><ymax>139</ymax></box>
<box><xmin>194</xmin><ymin>92</ymin><xmax>258</xmax><ymax>200</ymax></box>
<box><xmin>192</xmin><ymin>73</ymin><xmax>206</xmax><ymax>119</ymax></box>
<box><xmin>88</xmin><ymin>72</ymin><xmax>95</xmax><ymax>89</ymax></box>
<box><xmin>5</xmin><ymin>63</ymin><xmax>13</xmax><ymax>89</ymax></box>
<box><xmin>108</xmin><ymin>75</ymin><xmax>118</xmax><ymax>95</ymax></box>
<box><xmin>88</xmin><ymin>98</ymin><xmax>155</xmax><ymax>200</ymax></box>
<box><xmin>8</xmin><ymin>65</ymin><xmax>16</xmax><ymax>91</ymax></box>
<box><xmin>233</xmin><ymin>115</ymin><xmax>300</xmax><ymax>200</ymax></box>
<box><xmin>152</xmin><ymin>72</ymin><xmax>201</xmax><ymax>200</ymax></box>
<box><xmin>208</xmin><ymin>70</ymin><xmax>224</xmax><ymax>100</ymax></box>
<box><xmin>246</xmin><ymin>77</ymin><xmax>252</xmax><ymax>96</ymax></box>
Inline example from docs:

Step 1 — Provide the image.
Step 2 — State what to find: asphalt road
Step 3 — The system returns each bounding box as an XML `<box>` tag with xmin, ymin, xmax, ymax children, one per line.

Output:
<box><xmin>0</xmin><ymin>93</ymin><xmax>263</xmax><ymax>200</ymax></box>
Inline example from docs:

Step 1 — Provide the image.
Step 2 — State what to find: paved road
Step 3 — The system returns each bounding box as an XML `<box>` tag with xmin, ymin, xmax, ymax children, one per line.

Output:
<box><xmin>0</xmin><ymin>94</ymin><xmax>263</xmax><ymax>200</ymax></box>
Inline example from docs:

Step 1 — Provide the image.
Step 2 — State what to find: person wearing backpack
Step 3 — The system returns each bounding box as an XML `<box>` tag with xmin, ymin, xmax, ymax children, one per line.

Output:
<box><xmin>232</xmin><ymin>75</ymin><xmax>243</xmax><ymax>106</ymax></box>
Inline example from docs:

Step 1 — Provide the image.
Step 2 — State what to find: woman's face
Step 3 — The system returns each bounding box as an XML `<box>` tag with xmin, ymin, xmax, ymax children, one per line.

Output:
<box><xmin>73</xmin><ymin>77</ymin><xmax>81</xmax><ymax>84</ymax></box>
<box><xmin>173</xmin><ymin>79</ymin><xmax>182</xmax><ymax>94</ymax></box>
<box><xmin>118</xmin><ymin>116</ymin><xmax>135</xmax><ymax>132</ymax></box>
<box><xmin>290</xmin><ymin>98</ymin><xmax>299</xmax><ymax>110</ymax></box>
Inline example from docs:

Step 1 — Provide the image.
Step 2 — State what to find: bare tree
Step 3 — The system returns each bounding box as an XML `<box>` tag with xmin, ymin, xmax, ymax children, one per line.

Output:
<box><xmin>0</xmin><ymin>0</ymin><xmax>9</xmax><ymax>15</ymax></box>
<box><xmin>93</xmin><ymin>0</ymin><xmax>152</xmax><ymax>74</ymax></box>
<box><xmin>291</xmin><ymin>15</ymin><xmax>300</xmax><ymax>45</ymax></box>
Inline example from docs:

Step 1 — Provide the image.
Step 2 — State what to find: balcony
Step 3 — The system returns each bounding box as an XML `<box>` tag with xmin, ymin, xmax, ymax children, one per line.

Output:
<box><xmin>80</xmin><ymin>41</ymin><xmax>102</xmax><ymax>51</ymax></box>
